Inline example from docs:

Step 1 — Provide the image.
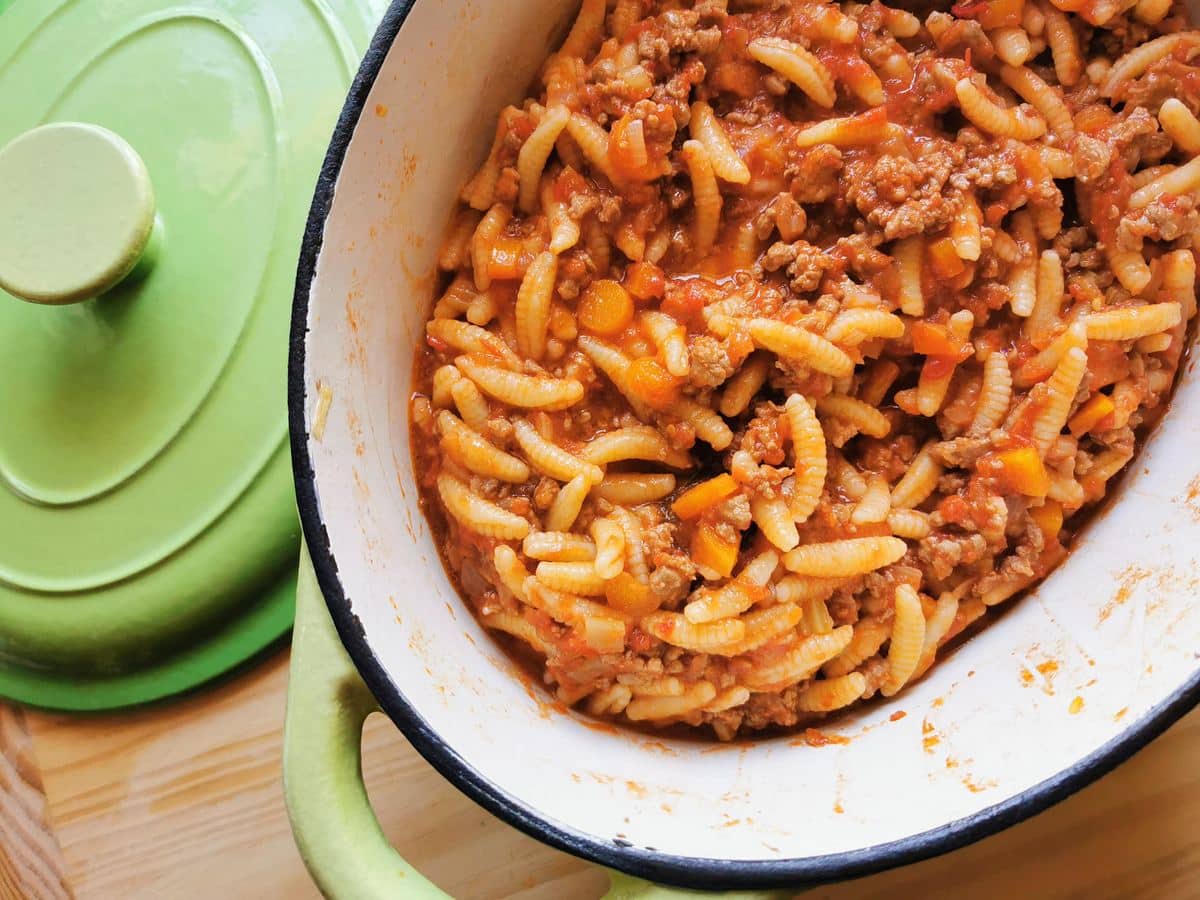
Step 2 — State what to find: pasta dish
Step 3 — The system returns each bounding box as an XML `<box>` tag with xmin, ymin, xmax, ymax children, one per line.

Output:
<box><xmin>410</xmin><ymin>0</ymin><xmax>1198</xmax><ymax>738</ymax></box>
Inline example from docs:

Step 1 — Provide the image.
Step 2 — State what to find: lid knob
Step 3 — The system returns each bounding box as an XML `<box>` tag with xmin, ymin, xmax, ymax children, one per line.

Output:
<box><xmin>0</xmin><ymin>123</ymin><xmax>159</xmax><ymax>306</ymax></box>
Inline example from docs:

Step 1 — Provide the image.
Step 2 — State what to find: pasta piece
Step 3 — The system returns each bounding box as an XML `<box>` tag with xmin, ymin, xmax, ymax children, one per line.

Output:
<box><xmin>746</xmin><ymin>37</ymin><xmax>836</xmax><ymax>107</ymax></box>
<box><xmin>610</xmin><ymin>506</ymin><xmax>651</xmax><ymax>584</ymax></box>
<box><xmin>817</xmin><ymin>394</ymin><xmax>891</xmax><ymax>439</ymax></box>
<box><xmin>641</xmin><ymin>311</ymin><xmax>690</xmax><ymax>376</ymax></box>
<box><xmin>666</xmin><ymin>396</ymin><xmax>735</xmax><ymax>450</ymax></box>
<box><xmin>515</xmin><ymin>251</ymin><xmax>557</xmax><ymax>361</ymax></box>
<box><xmin>724</xmin><ymin>604</ymin><xmax>803</xmax><ymax>655</ymax></box>
<box><xmin>565</xmin><ymin>113</ymin><xmax>617</xmax><ymax>182</ymax></box>
<box><xmin>785</xmin><ymin>394</ymin><xmax>828</xmax><ymax>523</ymax></box>
<box><xmin>593</xmin><ymin>473</ymin><xmax>676</xmax><ymax>505</ymax></box>
<box><xmin>542</xmin><ymin>178</ymin><xmax>580</xmax><ymax>255</ymax></box>
<box><xmin>437</xmin><ymin>474</ymin><xmax>530</xmax><ymax>540</ymax></box>
<box><xmin>1032</xmin><ymin>347</ymin><xmax>1088</xmax><ymax>456</ymax></box>
<box><xmin>643</xmin><ymin>612</ymin><xmax>746</xmax><ymax>654</ymax></box>
<box><xmin>1086</xmin><ymin>303</ymin><xmax>1182</xmax><ymax>341</ymax></box>
<box><xmin>881</xmin><ymin>584</ymin><xmax>925</xmax><ymax>697</ymax></box>
<box><xmin>426</xmin><ymin>319</ymin><xmax>521</xmax><ymax>368</ymax></box>
<box><xmin>704</xmin><ymin>686</ymin><xmax>751</xmax><ymax>713</ymax></box>
<box><xmin>1026</xmin><ymin>250</ymin><xmax>1065</xmax><ymax>347</ymax></box>
<box><xmin>682</xmin><ymin>140</ymin><xmax>721</xmax><ymax>257</ymax></box>
<box><xmin>955</xmin><ymin>77</ymin><xmax>1047</xmax><ymax>140</ymax></box>
<box><xmin>775</xmin><ymin>575</ymin><xmax>845</xmax><ymax>606</ymax></box>
<box><xmin>591</xmin><ymin>516</ymin><xmax>626</xmax><ymax>579</ymax></box>
<box><xmin>1108</xmin><ymin>246</ymin><xmax>1153</xmax><ymax>294</ymax></box>
<box><xmin>437</xmin><ymin>410</ymin><xmax>531</xmax><ymax>483</ymax></box>
<box><xmin>894</xmin><ymin>235</ymin><xmax>925</xmax><ymax>315</ymax></box>
<box><xmin>913</xmin><ymin>588</ymin><xmax>963</xmax><ymax>679</ymax></box>
<box><xmin>1101</xmin><ymin>34</ymin><xmax>1197</xmax><ymax>98</ymax></box>
<box><xmin>626</xmin><ymin>681</ymin><xmax>718</xmax><ymax>721</ymax></box>
<box><xmin>609</xmin><ymin>0</ymin><xmax>641</xmax><ymax>39</ymax></box>
<box><xmin>823</xmin><ymin>616</ymin><xmax>891</xmax><ymax>677</ymax></box>
<box><xmin>483</xmin><ymin>612</ymin><xmax>548</xmax><ymax>654</ymax></box>
<box><xmin>743</xmin><ymin>627</ymin><xmax>854</xmax><ymax>691</ymax></box>
<box><xmin>558</xmin><ymin>0</ymin><xmax>606</xmax><ymax>59</ymax></box>
<box><xmin>969</xmin><ymin>351</ymin><xmax>1014</xmax><ymax>439</ymax></box>
<box><xmin>466</xmin><ymin>291</ymin><xmax>498</xmax><ymax>326</ymax></box>
<box><xmin>431</xmin><ymin>365</ymin><xmax>461</xmax><ymax>409</ymax></box>
<box><xmin>1000</xmin><ymin>65</ymin><xmax>1075</xmax><ymax>142</ymax></box>
<box><xmin>461</xmin><ymin>108</ymin><xmax>519</xmax><ymax>211</ymax></box>
<box><xmin>517</xmin><ymin>106</ymin><xmax>570</xmax><ymax>213</ymax></box>
<box><xmin>916</xmin><ymin>310</ymin><xmax>974</xmax><ymax>417</ymax></box>
<box><xmin>433</xmin><ymin>273</ymin><xmax>478</xmax><ymax>320</ymax></box>
<box><xmin>1039</xmin><ymin>145</ymin><xmax>1074</xmax><ymax>178</ymax></box>
<box><xmin>1158</xmin><ymin>98</ymin><xmax>1200</xmax><ymax>154</ymax></box>
<box><xmin>689</xmin><ymin>101</ymin><xmax>750</xmax><ymax>184</ymax></box>
<box><xmin>470</xmin><ymin>203</ymin><xmax>510</xmax><ymax>290</ymax></box>
<box><xmin>719</xmin><ymin>353</ymin><xmax>772</xmax><ymax>417</ymax></box>
<box><xmin>439</xmin><ymin>208</ymin><xmax>483</xmax><ymax>271</ymax></box>
<box><xmin>887</xmin><ymin>508</ymin><xmax>931</xmax><ymax>539</ymax></box>
<box><xmin>523</xmin><ymin>531</ymin><xmax>596</xmax><ymax>562</ymax></box>
<box><xmin>512</xmin><ymin>418</ymin><xmax>604</xmax><ymax>484</ymax></box>
<box><xmin>1162</xmin><ymin>250</ymin><xmax>1197</xmax><ymax>319</ymax></box>
<box><xmin>536</xmin><ymin>561</ymin><xmax>606</xmax><ymax>596</ymax></box>
<box><xmin>684</xmin><ymin>550</ymin><xmax>778</xmax><ymax>623</ymax></box>
<box><xmin>457</xmin><ymin>358</ymin><xmax>584</xmax><ymax>410</ymax></box>
<box><xmin>525</xmin><ymin>579</ymin><xmax>629</xmax><ymax>631</ymax></box>
<box><xmin>882</xmin><ymin>6</ymin><xmax>920</xmax><ymax>36</ymax></box>
<box><xmin>623</xmin><ymin>675</ymin><xmax>685</xmax><ymax>697</ymax></box>
<box><xmin>859</xmin><ymin>360</ymin><xmax>901</xmax><ymax>407</ymax></box>
<box><xmin>794</xmin><ymin>110</ymin><xmax>889</xmax><ymax>148</ymax></box>
<box><xmin>1134</xmin><ymin>0</ymin><xmax>1171</xmax><ymax>22</ymax></box>
<box><xmin>822</xmin><ymin>309</ymin><xmax>905</xmax><ymax>345</ymax></box>
<box><xmin>1015</xmin><ymin>319</ymin><xmax>1087</xmax><ymax>387</ymax></box>
<box><xmin>1008</xmin><ymin>210</ymin><xmax>1038</xmax><ymax>316</ymax></box>
<box><xmin>581</xmin><ymin>426</ymin><xmax>691</xmax><ymax>468</ymax></box>
<box><xmin>783</xmin><ymin>537</ymin><xmax>907</xmax><ymax>578</ymax></box>
<box><xmin>709</xmin><ymin>316</ymin><xmax>854</xmax><ymax>377</ymax></box>
<box><xmin>751</xmin><ymin>494</ymin><xmax>800</xmax><ymax>551</ymax></box>
<box><xmin>950</xmin><ymin>194</ymin><xmax>983</xmax><ymax>262</ymax></box>
<box><xmin>576</xmin><ymin>335</ymin><xmax>654</xmax><ymax>419</ymax></box>
<box><xmin>545</xmin><ymin>474</ymin><xmax>591</xmax><ymax>531</ymax></box>
<box><xmin>794</xmin><ymin>672</ymin><xmax>868</xmax><ymax>713</ymax></box>
<box><xmin>1042</xmin><ymin>6</ymin><xmax>1083</xmax><ymax>85</ymax></box>
<box><xmin>993</xmin><ymin>27</ymin><xmax>1032</xmax><ymax>66</ymax></box>
<box><xmin>851</xmin><ymin>476</ymin><xmax>891</xmax><ymax>525</ymax></box>
<box><xmin>586</xmin><ymin>684</ymin><xmax>633</xmax><ymax>716</ymax></box>
<box><xmin>890</xmin><ymin>444</ymin><xmax>943</xmax><ymax>509</ymax></box>
<box><xmin>450</xmin><ymin>377</ymin><xmax>490</xmax><ymax>430</ymax></box>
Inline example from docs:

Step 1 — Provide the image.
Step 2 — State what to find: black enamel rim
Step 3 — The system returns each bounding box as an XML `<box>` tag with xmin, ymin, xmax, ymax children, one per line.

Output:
<box><xmin>289</xmin><ymin>1</ymin><xmax>1200</xmax><ymax>890</ymax></box>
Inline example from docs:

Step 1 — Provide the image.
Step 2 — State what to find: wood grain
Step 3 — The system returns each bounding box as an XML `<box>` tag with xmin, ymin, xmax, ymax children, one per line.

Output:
<box><xmin>19</xmin><ymin>649</ymin><xmax>1200</xmax><ymax>899</ymax></box>
<box><xmin>0</xmin><ymin>704</ymin><xmax>71</xmax><ymax>900</ymax></box>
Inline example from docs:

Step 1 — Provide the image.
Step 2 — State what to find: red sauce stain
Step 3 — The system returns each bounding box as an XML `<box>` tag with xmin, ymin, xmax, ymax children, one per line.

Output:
<box><xmin>1099</xmin><ymin>565</ymin><xmax>1153</xmax><ymax>623</ymax></box>
<box><xmin>624</xmin><ymin>781</ymin><xmax>647</xmax><ymax>798</ymax></box>
<box><xmin>570</xmin><ymin>773</ymin><xmax>581</xmax><ymax>783</ymax></box>
<box><xmin>833</xmin><ymin>803</ymin><xmax>845</xmax><ymax>815</ymax></box>
<box><xmin>931</xmin><ymin>697</ymin><xmax>945</xmax><ymax>709</ymax></box>
<box><xmin>1114</xmin><ymin>706</ymin><xmax>1130</xmax><ymax>721</ymax></box>
<box><xmin>638</xmin><ymin>740</ymin><xmax>678</xmax><ymax>756</ymax></box>
<box><xmin>375</xmin><ymin>103</ymin><xmax>389</xmax><ymax>117</ymax></box>
<box><xmin>660</xmin><ymin>803</ymin><xmax>673</xmax><ymax>814</ymax></box>
<box><xmin>945</xmin><ymin>756</ymin><xmax>961</xmax><ymax>769</ymax></box>
<box><xmin>962</xmin><ymin>774</ymin><xmax>996</xmax><ymax>793</ymax></box>
<box><xmin>889</xmin><ymin>710</ymin><xmax>907</xmax><ymax>722</ymax></box>
<box><xmin>721</xmin><ymin>818</ymin><xmax>742</xmax><ymax>828</ymax></box>
<box><xmin>922</xmin><ymin>718</ymin><xmax>941</xmax><ymax>753</ymax></box>
<box><xmin>1019</xmin><ymin>667</ymin><xmax>1035</xmax><ymax>686</ymax></box>
<box><xmin>1069</xmin><ymin>695</ymin><xmax>1085</xmax><ymax>714</ymax></box>
<box><xmin>352</xmin><ymin>468</ymin><xmax>370</xmax><ymax>500</ymax></box>
<box><xmin>794</xmin><ymin>728</ymin><xmax>850</xmax><ymax>747</ymax></box>
<box><xmin>578</xmin><ymin>718</ymin><xmax>621</xmax><ymax>736</ymax></box>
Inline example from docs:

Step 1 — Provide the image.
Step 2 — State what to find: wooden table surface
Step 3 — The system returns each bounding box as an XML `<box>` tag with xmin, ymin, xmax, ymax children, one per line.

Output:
<box><xmin>4</xmin><ymin>646</ymin><xmax>1198</xmax><ymax>900</ymax></box>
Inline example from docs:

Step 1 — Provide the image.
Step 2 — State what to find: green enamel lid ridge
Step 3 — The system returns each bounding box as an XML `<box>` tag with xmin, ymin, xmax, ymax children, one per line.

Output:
<box><xmin>0</xmin><ymin>0</ymin><xmax>385</xmax><ymax>709</ymax></box>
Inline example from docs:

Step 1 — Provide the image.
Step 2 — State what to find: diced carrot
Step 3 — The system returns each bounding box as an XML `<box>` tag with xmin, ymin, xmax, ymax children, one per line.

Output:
<box><xmin>691</xmin><ymin>525</ymin><xmax>739</xmax><ymax>578</ymax></box>
<box><xmin>953</xmin><ymin>0</ymin><xmax>1024</xmax><ymax>29</ymax></box>
<box><xmin>487</xmin><ymin>237</ymin><xmax>531</xmax><ymax>280</ymax></box>
<box><xmin>625</xmin><ymin>261</ymin><xmax>666</xmax><ymax>300</ymax></box>
<box><xmin>910</xmin><ymin>321</ymin><xmax>960</xmax><ymax>357</ymax></box>
<box><xmin>1029</xmin><ymin>500</ymin><xmax>1064</xmax><ymax>544</ymax></box>
<box><xmin>554</xmin><ymin>166</ymin><xmax>589</xmax><ymax>202</ymax></box>
<box><xmin>993</xmin><ymin>447</ymin><xmax>1050</xmax><ymax>497</ymax></box>
<box><xmin>605</xmin><ymin>573</ymin><xmax>661</xmax><ymax>616</ymax></box>
<box><xmin>608</xmin><ymin>114</ymin><xmax>662</xmax><ymax>182</ymax></box>
<box><xmin>578</xmin><ymin>280</ymin><xmax>635</xmax><ymax>335</ymax></box>
<box><xmin>1068</xmin><ymin>393</ymin><xmax>1116</xmax><ymax>437</ymax></box>
<box><xmin>927</xmin><ymin>237</ymin><xmax>966</xmax><ymax>279</ymax></box>
<box><xmin>626</xmin><ymin>357</ymin><xmax>682</xmax><ymax>410</ymax></box>
<box><xmin>672</xmin><ymin>474</ymin><xmax>739</xmax><ymax>519</ymax></box>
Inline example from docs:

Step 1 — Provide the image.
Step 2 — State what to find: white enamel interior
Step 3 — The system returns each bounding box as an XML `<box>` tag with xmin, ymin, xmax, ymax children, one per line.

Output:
<box><xmin>301</xmin><ymin>0</ymin><xmax>1200</xmax><ymax>866</ymax></box>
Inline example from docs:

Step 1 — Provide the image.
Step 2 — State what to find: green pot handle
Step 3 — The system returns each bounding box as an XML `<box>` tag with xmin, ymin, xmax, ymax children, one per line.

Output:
<box><xmin>283</xmin><ymin>544</ymin><xmax>787</xmax><ymax>898</ymax></box>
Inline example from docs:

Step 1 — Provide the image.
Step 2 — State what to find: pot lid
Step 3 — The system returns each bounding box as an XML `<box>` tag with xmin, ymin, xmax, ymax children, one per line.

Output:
<box><xmin>0</xmin><ymin>0</ymin><xmax>383</xmax><ymax>709</ymax></box>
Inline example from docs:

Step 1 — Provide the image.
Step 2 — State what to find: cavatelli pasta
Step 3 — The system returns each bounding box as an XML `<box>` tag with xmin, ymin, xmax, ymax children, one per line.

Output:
<box><xmin>412</xmin><ymin>0</ymin><xmax>1199</xmax><ymax>737</ymax></box>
